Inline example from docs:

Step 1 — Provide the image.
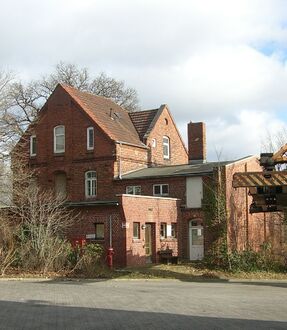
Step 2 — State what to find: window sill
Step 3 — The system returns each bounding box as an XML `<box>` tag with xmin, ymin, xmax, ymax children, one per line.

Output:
<box><xmin>160</xmin><ymin>237</ymin><xmax>177</xmax><ymax>241</ymax></box>
<box><xmin>132</xmin><ymin>238</ymin><xmax>141</xmax><ymax>243</ymax></box>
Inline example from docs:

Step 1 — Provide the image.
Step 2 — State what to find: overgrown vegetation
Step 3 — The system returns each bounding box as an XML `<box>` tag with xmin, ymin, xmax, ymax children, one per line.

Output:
<box><xmin>0</xmin><ymin>152</ymin><xmax>104</xmax><ymax>276</ymax></box>
<box><xmin>202</xmin><ymin>167</ymin><xmax>286</xmax><ymax>273</ymax></box>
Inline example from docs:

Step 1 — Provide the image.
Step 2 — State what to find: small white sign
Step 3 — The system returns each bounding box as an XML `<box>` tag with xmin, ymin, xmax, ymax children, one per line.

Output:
<box><xmin>86</xmin><ymin>234</ymin><xmax>96</xmax><ymax>239</ymax></box>
<box><xmin>122</xmin><ymin>223</ymin><xmax>130</xmax><ymax>229</ymax></box>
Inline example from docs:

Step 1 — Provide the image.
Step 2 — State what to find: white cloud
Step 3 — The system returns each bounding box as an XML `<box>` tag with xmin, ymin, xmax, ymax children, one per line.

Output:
<box><xmin>0</xmin><ymin>0</ymin><xmax>287</xmax><ymax>160</ymax></box>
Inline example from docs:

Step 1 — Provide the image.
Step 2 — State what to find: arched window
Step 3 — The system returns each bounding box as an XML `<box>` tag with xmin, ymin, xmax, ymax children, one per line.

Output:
<box><xmin>163</xmin><ymin>136</ymin><xmax>170</xmax><ymax>159</ymax></box>
<box><xmin>54</xmin><ymin>125</ymin><xmax>65</xmax><ymax>153</ymax></box>
<box><xmin>85</xmin><ymin>171</ymin><xmax>97</xmax><ymax>197</ymax></box>
<box><xmin>55</xmin><ymin>172</ymin><xmax>67</xmax><ymax>198</ymax></box>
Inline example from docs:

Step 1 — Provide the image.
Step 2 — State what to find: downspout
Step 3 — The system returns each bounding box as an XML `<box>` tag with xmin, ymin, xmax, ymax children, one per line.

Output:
<box><xmin>244</xmin><ymin>163</ymin><xmax>249</xmax><ymax>248</ymax></box>
<box><xmin>118</xmin><ymin>142</ymin><xmax>122</xmax><ymax>179</ymax></box>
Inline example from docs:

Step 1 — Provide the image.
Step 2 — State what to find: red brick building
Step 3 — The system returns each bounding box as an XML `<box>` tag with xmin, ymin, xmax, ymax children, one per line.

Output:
<box><xmin>20</xmin><ymin>84</ymin><xmax>285</xmax><ymax>266</ymax></box>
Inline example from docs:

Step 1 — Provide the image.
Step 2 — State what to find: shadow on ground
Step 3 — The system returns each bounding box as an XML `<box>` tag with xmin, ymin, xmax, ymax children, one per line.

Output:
<box><xmin>0</xmin><ymin>300</ymin><xmax>286</xmax><ymax>330</ymax></box>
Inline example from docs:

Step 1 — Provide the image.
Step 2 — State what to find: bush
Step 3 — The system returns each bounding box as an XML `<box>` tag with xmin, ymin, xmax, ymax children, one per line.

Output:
<box><xmin>205</xmin><ymin>241</ymin><xmax>284</xmax><ymax>272</ymax></box>
<box><xmin>0</xmin><ymin>215</ymin><xmax>18</xmax><ymax>275</ymax></box>
<box><xmin>69</xmin><ymin>243</ymin><xmax>104</xmax><ymax>277</ymax></box>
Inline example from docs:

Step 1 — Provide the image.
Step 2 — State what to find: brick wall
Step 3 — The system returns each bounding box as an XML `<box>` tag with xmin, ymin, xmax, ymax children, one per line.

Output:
<box><xmin>113</xmin><ymin>176</ymin><xmax>187</xmax><ymax>202</ymax></box>
<box><xmin>119</xmin><ymin>194</ymin><xmax>181</xmax><ymax>266</ymax></box>
<box><xmin>114</xmin><ymin>143</ymin><xmax>148</xmax><ymax>177</ymax></box>
<box><xmin>145</xmin><ymin>107</ymin><xmax>188</xmax><ymax>166</ymax></box>
<box><xmin>69</xmin><ymin>205</ymin><xmax>126</xmax><ymax>266</ymax></box>
<box><xmin>224</xmin><ymin>157</ymin><xmax>285</xmax><ymax>256</ymax></box>
<box><xmin>188</xmin><ymin>122</ymin><xmax>206</xmax><ymax>163</ymax></box>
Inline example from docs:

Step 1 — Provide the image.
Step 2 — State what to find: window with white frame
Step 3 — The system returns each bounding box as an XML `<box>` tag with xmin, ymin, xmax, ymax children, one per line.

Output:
<box><xmin>152</xmin><ymin>138</ymin><xmax>156</xmax><ymax>148</ymax></box>
<box><xmin>30</xmin><ymin>135</ymin><xmax>36</xmax><ymax>156</ymax></box>
<box><xmin>54</xmin><ymin>125</ymin><xmax>65</xmax><ymax>153</ymax></box>
<box><xmin>87</xmin><ymin>127</ymin><xmax>94</xmax><ymax>150</ymax></box>
<box><xmin>163</xmin><ymin>136</ymin><xmax>170</xmax><ymax>159</ymax></box>
<box><xmin>160</xmin><ymin>223</ymin><xmax>167</xmax><ymax>239</ymax></box>
<box><xmin>126</xmin><ymin>186</ymin><xmax>141</xmax><ymax>195</ymax></box>
<box><xmin>153</xmin><ymin>184</ymin><xmax>169</xmax><ymax>196</ymax></box>
<box><xmin>133</xmin><ymin>222</ymin><xmax>140</xmax><ymax>239</ymax></box>
<box><xmin>85</xmin><ymin>171</ymin><xmax>97</xmax><ymax>197</ymax></box>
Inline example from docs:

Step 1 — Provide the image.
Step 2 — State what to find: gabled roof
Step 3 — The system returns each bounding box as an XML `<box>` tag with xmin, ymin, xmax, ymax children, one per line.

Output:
<box><xmin>118</xmin><ymin>156</ymin><xmax>254</xmax><ymax>180</ymax></box>
<box><xmin>129</xmin><ymin>108</ymin><xmax>160</xmax><ymax>140</ymax></box>
<box><xmin>59</xmin><ymin>84</ymin><xmax>145</xmax><ymax>148</ymax></box>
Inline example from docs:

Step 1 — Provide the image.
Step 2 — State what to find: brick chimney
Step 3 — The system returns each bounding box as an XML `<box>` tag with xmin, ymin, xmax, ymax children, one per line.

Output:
<box><xmin>188</xmin><ymin>122</ymin><xmax>206</xmax><ymax>164</ymax></box>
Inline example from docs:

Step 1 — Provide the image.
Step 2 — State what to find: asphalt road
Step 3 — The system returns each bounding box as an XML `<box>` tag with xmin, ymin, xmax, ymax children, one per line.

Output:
<box><xmin>0</xmin><ymin>279</ymin><xmax>286</xmax><ymax>329</ymax></box>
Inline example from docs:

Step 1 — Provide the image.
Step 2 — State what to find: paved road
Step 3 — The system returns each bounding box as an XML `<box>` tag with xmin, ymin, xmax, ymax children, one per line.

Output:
<box><xmin>0</xmin><ymin>279</ymin><xmax>286</xmax><ymax>329</ymax></box>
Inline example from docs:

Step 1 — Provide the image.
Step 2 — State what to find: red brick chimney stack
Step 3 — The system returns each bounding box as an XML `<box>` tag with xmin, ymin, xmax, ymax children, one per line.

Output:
<box><xmin>188</xmin><ymin>122</ymin><xmax>206</xmax><ymax>164</ymax></box>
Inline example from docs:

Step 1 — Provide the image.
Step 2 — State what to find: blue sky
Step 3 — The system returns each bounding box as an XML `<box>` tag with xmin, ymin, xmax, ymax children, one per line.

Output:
<box><xmin>1</xmin><ymin>0</ymin><xmax>287</xmax><ymax>160</ymax></box>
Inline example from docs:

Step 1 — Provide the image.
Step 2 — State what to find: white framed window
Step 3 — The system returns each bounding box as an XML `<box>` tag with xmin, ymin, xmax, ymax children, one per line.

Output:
<box><xmin>87</xmin><ymin>127</ymin><xmax>94</xmax><ymax>150</ymax></box>
<box><xmin>153</xmin><ymin>184</ymin><xmax>169</xmax><ymax>196</ymax></box>
<box><xmin>160</xmin><ymin>223</ymin><xmax>167</xmax><ymax>239</ymax></box>
<box><xmin>54</xmin><ymin>125</ymin><xmax>65</xmax><ymax>153</ymax></box>
<box><xmin>126</xmin><ymin>186</ymin><xmax>141</xmax><ymax>195</ymax></box>
<box><xmin>133</xmin><ymin>222</ymin><xmax>140</xmax><ymax>239</ymax></box>
<box><xmin>163</xmin><ymin>136</ymin><xmax>170</xmax><ymax>159</ymax></box>
<box><xmin>152</xmin><ymin>138</ymin><xmax>156</xmax><ymax>148</ymax></box>
<box><xmin>85</xmin><ymin>171</ymin><xmax>97</xmax><ymax>197</ymax></box>
<box><xmin>30</xmin><ymin>135</ymin><xmax>36</xmax><ymax>156</ymax></box>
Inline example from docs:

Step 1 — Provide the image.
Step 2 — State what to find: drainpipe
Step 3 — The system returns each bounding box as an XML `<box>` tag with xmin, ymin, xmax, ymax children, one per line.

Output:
<box><xmin>107</xmin><ymin>215</ymin><xmax>114</xmax><ymax>269</ymax></box>
<box><xmin>245</xmin><ymin>163</ymin><xmax>249</xmax><ymax>248</ymax></box>
<box><xmin>118</xmin><ymin>142</ymin><xmax>122</xmax><ymax>179</ymax></box>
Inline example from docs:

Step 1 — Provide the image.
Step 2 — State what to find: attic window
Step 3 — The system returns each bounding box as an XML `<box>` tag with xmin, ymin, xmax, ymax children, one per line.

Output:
<box><xmin>87</xmin><ymin>127</ymin><xmax>94</xmax><ymax>150</ymax></box>
<box><xmin>30</xmin><ymin>135</ymin><xmax>36</xmax><ymax>156</ymax></box>
<box><xmin>152</xmin><ymin>138</ymin><xmax>156</xmax><ymax>148</ymax></box>
<box><xmin>163</xmin><ymin>136</ymin><xmax>170</xmax><ymax>159</ymax></box>
<box><xmin>54</xmin><ymin>125</ymin><xmax>65</xmax><ymax>153</ymax></box>
<box><xmin>165</xmin><ymin>118</ymin><xmax>168</xmax><ymax>125</ymax></box>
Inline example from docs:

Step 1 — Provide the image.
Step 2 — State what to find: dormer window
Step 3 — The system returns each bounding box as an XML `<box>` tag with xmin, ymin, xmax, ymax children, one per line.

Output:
<box><xmin>163</xmin><ymin>136</ymin><xmax>170</xmax><ymax>159</ymax></box>
<box><xmin>54</xmin><ymin>125</ymin><xmax>65</xmax><ymax>153</ymax></box>
<box><xmin>30</xmin><ymin>135</ymin><xmax>36</xmax><ymax>156</ymax></box>
<box><xmin>87</xmin><ymin>127</ymin><xmax>94</xmax><ymax>150</ymax></box>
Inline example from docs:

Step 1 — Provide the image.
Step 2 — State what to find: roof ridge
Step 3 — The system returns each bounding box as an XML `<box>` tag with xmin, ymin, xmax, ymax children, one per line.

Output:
<box><xmin>60</xmin><ymin>83</ymin><xmax>129</xmax><ymax>112</ymax></box>
<box><xmin>58</xmin><ymin>84</ymin><xmax>144</xmax><ymax>147</ymax></box>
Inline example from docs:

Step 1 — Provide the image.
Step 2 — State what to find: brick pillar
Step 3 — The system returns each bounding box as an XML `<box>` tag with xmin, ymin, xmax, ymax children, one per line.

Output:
<box><xmin>188</xmin><ymin>122</ymin><xmax>206</xmax><ymax>164</ymax></box>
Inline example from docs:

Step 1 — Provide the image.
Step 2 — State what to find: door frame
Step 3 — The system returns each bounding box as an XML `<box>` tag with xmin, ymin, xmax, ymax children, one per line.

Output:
<box><xmin>145</xmin><ymin>223</ymin><xmax>153</xmax><ymax>263</ymax></box>
<box><xmin>189</xmin><ymin>220</ymin><xmax>204</xmax><ymax>260</ymax></box>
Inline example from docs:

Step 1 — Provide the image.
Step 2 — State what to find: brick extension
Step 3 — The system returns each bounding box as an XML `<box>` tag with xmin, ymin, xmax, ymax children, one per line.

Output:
<box><xmin>16</xmin><ymin>83</ymin><xmax>285</xmax><ymax>266</ymax></box>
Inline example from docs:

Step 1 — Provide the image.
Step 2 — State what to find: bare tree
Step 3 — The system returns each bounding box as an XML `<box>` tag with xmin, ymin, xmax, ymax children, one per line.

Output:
<box><xmin>261</xmin><ymin>128</ymin><xmax>287</xmax><ymax>153</ymax></box>
<box><xmin>0</xmin><ymin>151</ymin><xmax>80</xmax><ymax>274</ymax></box>
<box><xmin>0</xmin><ymin>62</ymin><xmax>140</xmax><ymax>157</ymax></box>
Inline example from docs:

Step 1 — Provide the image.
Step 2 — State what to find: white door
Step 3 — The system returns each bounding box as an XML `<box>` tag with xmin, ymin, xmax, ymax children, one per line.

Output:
<box><xmin>189</xmin><ymin>223</ymin><xmax>204</xmax><ymax>260</ymax></box>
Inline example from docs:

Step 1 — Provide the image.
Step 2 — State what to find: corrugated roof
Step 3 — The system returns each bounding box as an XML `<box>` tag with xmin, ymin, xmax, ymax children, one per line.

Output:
<box><xmin>60</xmin><ymin>84</ymin><xmax>145</xmax><ymax>147</ymax></box>
<box><xmin>129</xmin><ymin>109</ymin><xmax>160</xmax><ymax>140</ymax></box>
<box><xmin>119</xmin><ymin>157</ymin><xmax>251</xmax><ymax>180</ymax></box>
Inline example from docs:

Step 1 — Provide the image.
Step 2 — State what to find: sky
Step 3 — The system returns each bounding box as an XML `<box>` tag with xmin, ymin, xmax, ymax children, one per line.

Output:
<box><xmin>1</xmin><ymin>0</ymin><xmax>287</xmax><ymax>160</ymax></box>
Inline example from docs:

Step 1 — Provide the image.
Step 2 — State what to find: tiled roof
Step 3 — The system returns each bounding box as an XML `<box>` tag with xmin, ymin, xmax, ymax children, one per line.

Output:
<box><xmin>129</xmin><ymin>108</ymin><xmax>160</xmax><ymax>140</ymax></box>
<box><xmin>60</xmin><ymin>84</ymin><xmax>145</xmax><ymax>148</ymax></box>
